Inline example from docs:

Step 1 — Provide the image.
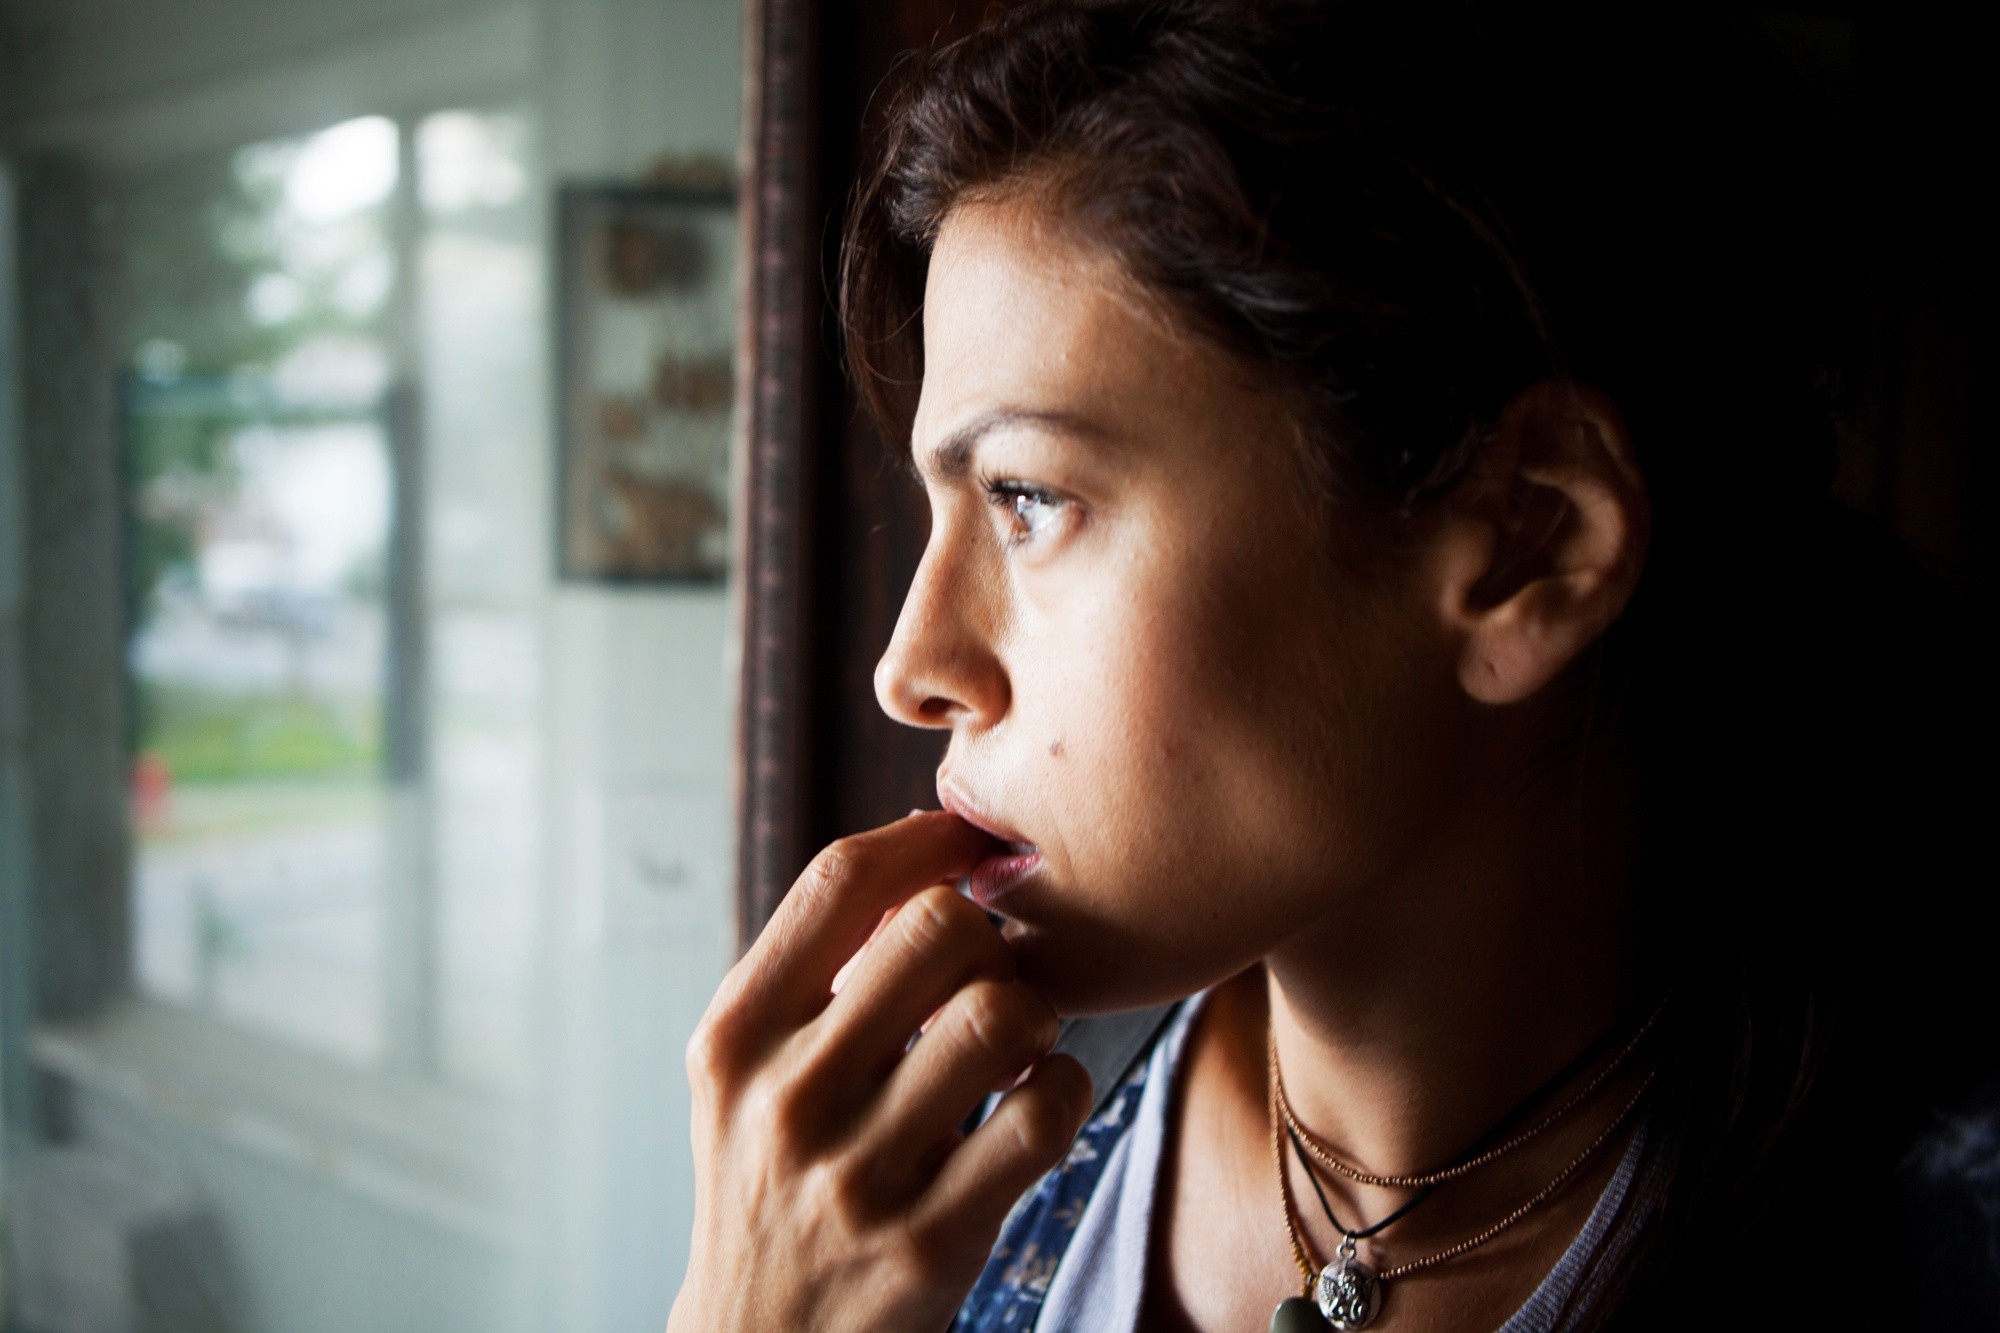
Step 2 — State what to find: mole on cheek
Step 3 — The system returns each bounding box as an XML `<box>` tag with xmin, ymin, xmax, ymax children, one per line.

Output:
<box><xmin>1048</xmin><ymin>737</ymin><xmax>1065</xmax><ymax>757</ymax></box>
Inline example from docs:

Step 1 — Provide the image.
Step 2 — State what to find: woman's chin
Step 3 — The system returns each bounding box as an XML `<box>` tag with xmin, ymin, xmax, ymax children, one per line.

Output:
<box><xmin>1002</xmin><ymin>917</ymin><xmax>1203</xmax><ymax>1019</ymax></box>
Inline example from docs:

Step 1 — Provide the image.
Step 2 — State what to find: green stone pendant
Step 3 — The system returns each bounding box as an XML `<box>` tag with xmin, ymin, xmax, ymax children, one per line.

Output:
<box><xmin>1271</xmin><ymin>1295</ymin><xmax>1331</xmax><ymax>1333</ymax></box>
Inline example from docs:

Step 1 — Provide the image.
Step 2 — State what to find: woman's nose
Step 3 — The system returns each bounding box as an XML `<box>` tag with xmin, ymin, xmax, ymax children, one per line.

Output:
<box><xmin>873</xmin><ymin>535</ymin><xmax>1009</xmax><ymax>731</ymax></box>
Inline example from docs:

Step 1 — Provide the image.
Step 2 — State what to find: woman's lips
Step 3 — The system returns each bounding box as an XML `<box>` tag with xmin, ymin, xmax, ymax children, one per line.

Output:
<box><xmin>936</xmin><ymin>780</ymin><xmax>1042</xmax><ymax>911</ymax></box>
<box><xmin>962</xmin><ymin>847</ymin><xmax>1044</xmax><ymax>911</ymax></box>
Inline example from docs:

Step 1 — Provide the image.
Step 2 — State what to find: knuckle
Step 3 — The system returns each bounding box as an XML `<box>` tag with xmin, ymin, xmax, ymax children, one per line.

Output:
<box><xmin>915</xmin><ymin>880</ymin><xmax>978</xmax><ymax>923</ymax></box>
<box><xmin>685</xmin><ymin>986</ymin><xmax>757</xmax><ymax>1088</ymax></box>
<box><xmin>953</xmin><ymin>980</ymin><xmax>1047</xmax><ymax>1062</ymax></box>
<box><xmin>738</xmin><ymin>1073</ymin><xmax>811</xmax><ymax>1152</ymax></box>
<box><xmin>799</xmin><ymin>1156</ymin><xmax>873</xmax><ymax>1231</ymax></box>
<box><xmin>898</xmin><ymin>886</ymin><xmax>964</xmax><ymax>950</ymax></box>
<box><xmin>683</xmin><ymin>1017</ymin><xmax>729</xmax><ymax>1088</ymax></box>
<box><xmin>899</xmin><ymin>885</ymin><xmax>999</xmax><ymax>965</ymax></box>
<box><xmin>802</xmin><ymin>837</ymin><xmax>871</xmax><ymax>901</ymax></box>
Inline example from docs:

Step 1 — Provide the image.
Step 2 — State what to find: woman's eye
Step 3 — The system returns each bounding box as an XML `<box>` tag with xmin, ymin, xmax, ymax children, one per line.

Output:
<box><xmin>985</xmin><ymin>481</ymin><xmax>1066</xmax><ymax>543</ymax></box>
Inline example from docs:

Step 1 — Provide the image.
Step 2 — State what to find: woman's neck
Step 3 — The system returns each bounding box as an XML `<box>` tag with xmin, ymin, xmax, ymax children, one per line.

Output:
<box><xmin>1262</xmin><ymin>744</ymin><xmax>1641</xmax><ymax>1185</ymax></box>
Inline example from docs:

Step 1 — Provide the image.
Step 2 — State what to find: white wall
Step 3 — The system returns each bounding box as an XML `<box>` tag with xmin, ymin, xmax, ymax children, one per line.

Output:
<box><xmin>534</xmin><ymin>1</ymin><xmax>741</xmax><ymax>1325</ymax></box>
<box><xmin>539</xmin><ymin>593</ymin><xmax>736</xmax><ymax>1332</ymax></box>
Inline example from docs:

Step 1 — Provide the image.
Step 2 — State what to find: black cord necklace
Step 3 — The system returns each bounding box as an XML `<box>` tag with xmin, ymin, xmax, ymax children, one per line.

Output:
<box><xmin>1276</xmin><ymin>996</ymin><xmax>1668</xmax><ymax>1191</ymax></box>
<box><xmin>1288</xmin><ymin>1122</ymin><xmax>1432</xmax><ymax>1242</ymax></box>
<box><xmin>1274</xmin><ymin>1073</ymin><xmax>1654</xmax><ymax>1331</ymax></box>
<box><xmin>1267</xmin><ymin>997</ymin><xmax>1667</xmax><ymax>1332</ymax></box>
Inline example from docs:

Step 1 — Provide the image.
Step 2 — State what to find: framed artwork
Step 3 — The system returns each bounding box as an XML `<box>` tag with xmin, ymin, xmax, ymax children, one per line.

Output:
<box><xmin>557</xmin><ymin>183</ymin><xmax>737</xmax><ymax>582</ymax></box>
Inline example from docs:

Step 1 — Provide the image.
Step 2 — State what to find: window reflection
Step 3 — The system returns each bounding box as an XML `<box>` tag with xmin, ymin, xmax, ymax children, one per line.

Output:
<box><xmin>121</xmin><ymin>115</ymin><xmax>401</xmax><ymax>1062</ymax></box>
<box><xmin>117</xmin><ymin>107</ymin><xmax>541</xmax><ymax>1082</ymax></box>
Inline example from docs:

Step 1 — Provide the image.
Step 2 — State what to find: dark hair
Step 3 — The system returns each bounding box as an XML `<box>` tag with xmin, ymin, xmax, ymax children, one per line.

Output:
<box><xmin>842</xmin><ymin>0</ymin><xmax>1847</xmax><ymax>510</ymax></box>
<box><xmin>841</xmin><ymin>2</ymin><xmax>1986</xmax><ymax>1325</ymax></box>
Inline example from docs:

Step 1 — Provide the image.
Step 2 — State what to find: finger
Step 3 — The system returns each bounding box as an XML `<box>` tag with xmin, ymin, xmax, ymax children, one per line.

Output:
<box><xmin>730</xmin><ymin>811</ymin><xmax>992</xmax><ymax>1026</ymax></box>
<box><xmin>915</xmin><ymin>1053</ymin><xmax>1093</xmax><ymax>1240</ymax></box>
<box><xmin>830</xmin><ymin>904</ymin><xmax>901</xmax><ymax>997</ymax></box>
<box><xmin>816</xmin><ymin>885</ymin><xmax>1016</xmax><ymax>1074</ymax></box>
<box><xmin>856</xmin><ymin>978</ymin><xmax>1061</xmax><ymax>1188</ymax></box>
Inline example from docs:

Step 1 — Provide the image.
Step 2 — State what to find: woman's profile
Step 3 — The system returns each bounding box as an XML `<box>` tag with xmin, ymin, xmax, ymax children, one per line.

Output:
<box><xmin>671</xmin><ymin>2</ymin><xmax>1989</xmax><ymax>1329</ymax></box>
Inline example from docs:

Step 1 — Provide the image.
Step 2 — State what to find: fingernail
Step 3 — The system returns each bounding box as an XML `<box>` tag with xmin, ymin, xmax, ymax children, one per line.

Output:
<box><xmin>831</xmin><ymin>951</ymin><xmax>859</xmax><ymax>995</ymax></box>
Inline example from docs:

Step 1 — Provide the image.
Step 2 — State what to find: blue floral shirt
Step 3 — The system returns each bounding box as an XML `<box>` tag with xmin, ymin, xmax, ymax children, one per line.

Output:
<box><xmin>951</xmin><ymin>1046</ymin><xmax>1155</xmax><ymax>1331</ymax></box>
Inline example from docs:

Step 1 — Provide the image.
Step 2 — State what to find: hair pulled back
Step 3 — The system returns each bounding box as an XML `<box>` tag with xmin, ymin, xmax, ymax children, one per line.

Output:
<box><xmin>842</xmin><ymin>0</ymin><xmax>1848</xmax><ymax>519</ymax></box>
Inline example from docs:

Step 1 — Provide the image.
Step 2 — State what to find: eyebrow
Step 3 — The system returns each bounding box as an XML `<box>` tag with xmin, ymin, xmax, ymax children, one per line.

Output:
<box><xmin>915</xmin><ymin>407</ymin><xmax>1110</xmax><ymax>483</ymax></box>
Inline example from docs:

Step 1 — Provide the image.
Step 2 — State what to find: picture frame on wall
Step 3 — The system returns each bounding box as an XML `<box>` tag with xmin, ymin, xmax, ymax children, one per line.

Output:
<box><xmin>556</xmin><ymin>183</ymin><xmax>737</xmax><ymax>582</ymax></box>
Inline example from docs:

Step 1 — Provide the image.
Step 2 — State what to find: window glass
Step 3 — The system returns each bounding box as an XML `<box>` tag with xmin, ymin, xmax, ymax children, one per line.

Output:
<box><xmin>120</xmin><ymin>116</ymin><xmax>402</xmax><ymax>1063</ymax></box>
<box><xmin>0</xmin><ymin>3</ymin><xmax>745</xmax><ymax>1325</ymax></box>
<box><xmin>117</xmin><ymin>108</ymin><xmax>545</xmax><ymax>1084</ymax></box>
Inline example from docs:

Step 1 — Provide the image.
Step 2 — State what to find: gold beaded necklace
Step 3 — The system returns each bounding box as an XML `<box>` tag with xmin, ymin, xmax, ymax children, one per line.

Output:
<box><xmin>1273</xmin><ymin>1000</ymin><xmax>1665</xmax><ymax>1190</ymax></box>
<box><xmin>1264</xmin><ymin>1009</ymin><xmax>1660</xmax><ymax>1331</ymax></box>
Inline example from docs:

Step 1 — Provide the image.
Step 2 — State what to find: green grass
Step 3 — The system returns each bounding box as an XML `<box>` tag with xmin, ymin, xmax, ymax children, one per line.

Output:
<box><xmin>138</xmin><ymin>682</ymin><xmax>381</xmax><ymax>783</ymax></box>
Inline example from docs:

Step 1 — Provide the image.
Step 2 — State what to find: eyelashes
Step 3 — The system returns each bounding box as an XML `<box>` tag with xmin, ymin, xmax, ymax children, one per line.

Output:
<box><xmin>980</xmin><ymin>476</ymin><xmax>1068</xmax><ymax>545</ymax></box>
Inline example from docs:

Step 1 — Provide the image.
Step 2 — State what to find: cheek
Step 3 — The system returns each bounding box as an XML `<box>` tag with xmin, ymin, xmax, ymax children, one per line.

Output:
<box><xmin>1016</xmin><ymin>557</ymin><xmax>1298</xmax><ymax>871</ymax></box>
<box><xmin>1023</xmin><ymin>540</ymin><xmax>1446</xmax><ymax>941</ymax></box>
<box><xmin>994</xmin><ymin>567</ymin><xmax>1211</xmax><ymax>874</ymax></box>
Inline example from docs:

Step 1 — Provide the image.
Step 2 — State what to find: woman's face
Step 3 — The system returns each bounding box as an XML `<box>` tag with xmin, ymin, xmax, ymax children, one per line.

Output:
<box><xmin>876</xmin><ymin>198</ymin><xmax>1474</xmax><ymax>1014</ymax></box>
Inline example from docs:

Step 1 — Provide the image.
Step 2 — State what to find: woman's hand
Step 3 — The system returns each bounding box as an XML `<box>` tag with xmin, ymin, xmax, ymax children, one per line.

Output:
<box><xmin>668</xmin><ymin>811</ymin><xmax>1094</xmax><ymax>1333</ymax></box>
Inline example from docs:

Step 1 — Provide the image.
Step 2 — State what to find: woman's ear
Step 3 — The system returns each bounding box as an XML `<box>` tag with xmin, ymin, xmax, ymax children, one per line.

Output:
<box><xmin>1432</xmin><ymin>381</ymin><xmax>1650</xmax><ymax>705</ymax></box>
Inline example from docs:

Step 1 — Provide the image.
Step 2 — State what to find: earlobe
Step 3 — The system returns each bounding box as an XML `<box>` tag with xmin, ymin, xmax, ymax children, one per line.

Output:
<box><xmin>1443</xmin><ymin>383</ymin><xmax>1650</xmax><ymax>706</ymax></box>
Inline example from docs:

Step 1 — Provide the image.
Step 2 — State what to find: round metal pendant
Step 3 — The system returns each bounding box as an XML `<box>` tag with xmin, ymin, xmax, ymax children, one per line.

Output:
<box><xmin>1314</xmin><ymin>1256</ymin><xmax>1383</xmax><ymax>1330</ymax></box>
